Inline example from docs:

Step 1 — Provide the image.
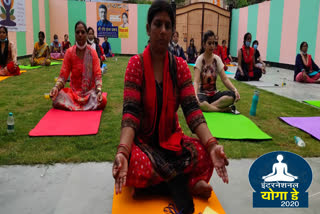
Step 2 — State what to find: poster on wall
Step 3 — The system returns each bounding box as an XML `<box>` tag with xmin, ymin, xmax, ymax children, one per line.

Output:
<box><xmin>0</xmin><ymin>0</ymin><xmax>26</xmax><ymax>31</ymax></box>
<box><xmin>96</xmin><ymin>2</ymin><xmax>129</xmax><ymax>38</ymax></box>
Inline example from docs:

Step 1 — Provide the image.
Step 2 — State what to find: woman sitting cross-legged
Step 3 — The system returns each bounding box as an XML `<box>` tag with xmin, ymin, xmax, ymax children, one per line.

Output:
<box><xmin>294</xmin><ymin>41</ymin><xmax>320</xmax><ymax>83</ymax></box>
<box><xmin>194</xmin><ymin>30</ymin><xmax>240</xmax><ymax>113</ymax></box>
<box><xmin>50</xmin><ymin>34</ymin><xmax>64</xmax><ymax>59</ymax></box>
<box><xmin>234</xmin><ymin>32</ymin><xmax>262</xmax><ymax>81</ymax></box>
<box><xmin>0</xmin><ymin>26</ymin><xmax>20</xmax><ymax>76</ymax></box>
<box><xmin>112</xmin><ymin>2</ymin><xmax>229</xmax><ymax>214</ymax></box>
<box><xmin>49</xmin><ymin>21</ymin><xmax>107</xmax><ymax>111</ymax></box>
<box><xmin>30</xmin><ymin>31</ymin><xmax>51</xmax><ymax>66</ymax></box>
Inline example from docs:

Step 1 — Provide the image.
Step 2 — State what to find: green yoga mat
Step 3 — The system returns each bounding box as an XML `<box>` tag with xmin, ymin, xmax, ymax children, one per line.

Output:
<box><xmin>203</xmin><ymin>112</ymin><xmax>272</xmax><ymax>140</ymax></box>
<box><xmin>19</xmin><ymin>62</ymin><xmax>62</xmax><ymax>70</ymax></box>
<box><xmin>303</xmin><ymin>100</ymin><xmax>320</xmax><ymax>108</ymax></box>
<box><xmin>19</xmin><ymin>65</ymin><xmax>41</xmax><ymax>69</ymax></box>
<box><xmin>51</xmin><ymin>61</ymin><xmax>62</xmax><ymax>65</ymax></box>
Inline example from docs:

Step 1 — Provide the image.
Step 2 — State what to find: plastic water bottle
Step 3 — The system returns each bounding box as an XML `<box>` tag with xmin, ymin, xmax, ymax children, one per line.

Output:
<box><xmin>249</xmin><ymin>90</ymin><xmax>259</xmax><ymax>116</ymax></box>
<box><xmin>7</xmin><ymin>112</ymin><xmax>14</xmax><ymax>133</ymax></box>
<box><xmin>294</xmin><ymin>136</ymin><xmax>306</xmax><ymax>147</ymax></box>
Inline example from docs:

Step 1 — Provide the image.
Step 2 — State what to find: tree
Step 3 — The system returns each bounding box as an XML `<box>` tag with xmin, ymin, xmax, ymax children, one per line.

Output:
<box><xmin>225</xmin><ymin>0</ymin><xmax>267</xmax><ymax>8</ymax></box>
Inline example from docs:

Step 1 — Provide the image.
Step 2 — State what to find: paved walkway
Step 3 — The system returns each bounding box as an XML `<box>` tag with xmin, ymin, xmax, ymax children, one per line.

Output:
<box><xmin>227</xmin><ymin>66</ymin><xmax>320</xmax><ymax>103</ymax></box>
<box><xmin>1</xmin><ymin>159</ymin><xmax>319</xmax><ymax>214</ymax></box>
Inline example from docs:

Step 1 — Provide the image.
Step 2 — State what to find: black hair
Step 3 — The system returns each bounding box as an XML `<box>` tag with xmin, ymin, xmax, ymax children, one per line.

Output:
<box><xmin>0</xmin><ymin>26</ymin><xmax>8</xmax><ymax>67</ymax></box>
<box><xmin>122</xmin><ymin>12</ymin><xmax>128</xmax><ymax>18</ymax></box>
<box><xmin>200</xmin><ymin>30</ymin><xmax>215</xmax><ymax>54</ymax></box>
<box><xmin>75</xmin><ymin>21</ymin><xmax>88</xmax><ymax>32</ymax></box>
<box><xmin>243</xmin><ymin>32</ymin><xmax>251</xmax><ymax>44</ymax></box>
<box><xmin>104</xmin><ymin>35</ymin><xmax>108</xmax><ymax>39</ymax></box>
<box><xmin>173</xmin><ymin>31</ymin><xmax>179</xmax><ymax>38</ymax></box>
<box><xmin>222</xmin><ymin>40</ymin><xmax>226</xmax><ymax>44</ymax></box>
<box><xmin>64</xmin><ymin>34</ymin><xmax>68</xmax><ymax>37</ymax></box>
<box><xmin>87</xmin><ymin>27</ymin><xmax>95</xmax><ymax>34</ymax></box>
<box><xmin>54</xmin><ymin>34</ymin><xmax>58</xmax><ymax>39</ymax></box>
<box><xmin>38</xmin><ymin>31</ymin><xmax>45</xmax><ymax>38</ymax></box>
<box><xmin>252</xmin><ymin>40</ymin><xmax>259</xmax><ymax>47</ymax></box>
<box><xmin>147</xmin><ymin>1</ymin><xmax>175</xmax><ymax>30</ymax></box>
<box><xmin>300</xmin><ymin>41</ymin><xmax>308</xmax><ymax>51</ymax></box>
<box><xmin>0</xmin><ymin>26</ymin><xmax>8</xmax><ymax>35</ymax></box>
<box><xmin>99</xmin><ymin>4</ymin><xmax>107</xmax><ymax>11</ymax></box>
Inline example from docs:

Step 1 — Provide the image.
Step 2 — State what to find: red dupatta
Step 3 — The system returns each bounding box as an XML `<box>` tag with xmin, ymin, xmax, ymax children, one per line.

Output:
<box><xmin>301</xmin><ymin>53</ymin><xmax>313</xmax><ymax>71</ymax></box>
<box><xmin>242</xmin><ymin>45</ymin><xmax>254</xmax><ymax>77</ymax></box>
<box><xmin>141</xmin><ymin>45</ymin><xmax>183</xmax><ymax>152</ymax></box>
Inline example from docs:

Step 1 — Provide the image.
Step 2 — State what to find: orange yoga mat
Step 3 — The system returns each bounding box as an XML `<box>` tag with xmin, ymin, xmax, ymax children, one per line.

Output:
<box><xmin>0</xmin><ymin>70</ymin><xmax>27</xmax><ymax>82</ymax></box>
<box><xmin>112</xmin><ymin>187</ymin><xmax>226</xmax><ymax>214</ymax></box>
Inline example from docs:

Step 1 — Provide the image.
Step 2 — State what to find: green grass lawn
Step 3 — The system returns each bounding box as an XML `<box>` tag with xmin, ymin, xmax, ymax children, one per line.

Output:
<box><xmin>0</xmin><ymin>56</ymin><xmax>319</xmax><ymax>165</ymax></box>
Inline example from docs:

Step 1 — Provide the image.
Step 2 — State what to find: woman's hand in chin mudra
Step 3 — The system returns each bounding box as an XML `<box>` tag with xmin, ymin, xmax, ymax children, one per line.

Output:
<box><xmin>112</xmin><ymin>153</ymin><xmax>128</xmax><ymax>194</ymax></box>
<box><xmin>209</xmin><ymin>145</ymin><xmax>229</xmax><ymax>184</ymax></box>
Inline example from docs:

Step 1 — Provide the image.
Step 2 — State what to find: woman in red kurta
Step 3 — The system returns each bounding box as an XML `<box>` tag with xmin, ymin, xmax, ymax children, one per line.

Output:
<box><xmin>49</xmin><ymin>21</ymin><xmax>107</xmax><ymax>111</ymax></box>
<box><xmin>112</xmin><ymin>2</ymin><xmax>229</xmax><ymax>214</ymax></box>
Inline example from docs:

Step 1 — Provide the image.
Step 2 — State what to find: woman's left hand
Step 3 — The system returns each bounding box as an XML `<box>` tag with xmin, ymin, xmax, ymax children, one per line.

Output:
<box><xmin>234</xmin><ymin>90</ymin><xmax>240</xmax><ymax>102</ymax></box>
<box><xmin>209</xmin><ymin>145</ymin><xmax>229</xmax><ymax>184</ymax></box>
<box><xmin>97</xmin><ymin>91</ymin><xmax>103</xmax><ymax>102</ymax></box>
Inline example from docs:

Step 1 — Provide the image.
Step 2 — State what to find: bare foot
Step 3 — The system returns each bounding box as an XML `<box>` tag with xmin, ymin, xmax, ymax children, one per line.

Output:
<box><xmin>199</xmin><ymin>101</ymin><xmax>211</xmax><ymax>112</ymax></box>
<box><xmin>191</xmin><ymin>180</ymin><xmax>212</xmax><ymax>199</ymax></box>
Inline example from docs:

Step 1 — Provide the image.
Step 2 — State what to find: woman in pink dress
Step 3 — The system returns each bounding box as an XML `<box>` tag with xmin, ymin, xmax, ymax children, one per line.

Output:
<box><xmin>49</xmin><ymin>21</ymin><xmax>107</xmax><ymax>111</ymax></box>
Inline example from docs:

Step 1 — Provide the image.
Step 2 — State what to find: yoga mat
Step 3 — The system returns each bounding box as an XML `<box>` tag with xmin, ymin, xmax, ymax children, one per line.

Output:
<box><xmin>112</xmin><ymin>187</ymin><xmax>225</xmax><ymax>214</ymax></box>
<box><xmin>303</xmin><ymin>100</ymin><xmax>320</xmax><ymax>108</ymax></box>
<box><xmin>279</xmin><ymin>117</ymin><xmax>320</xmax><ymax>141</ymax></box>
<box><xmin>29</xmin><ymin>109</ymin><xmax>103</xmax><ymax>136</ymax></box>
<box><xmin>225</xmin><ymin>71</ymin><xmax>234</xmax><ymax>75</ymax></box>
<box><xmin>0</xmin><ymin>70</ymin><xmax>27</xmax><ymax>82</ymax></box>
<box><xmin>19</xmin><ymin>62</ymin><xmax>62</xmax><ymax>70</ymax></box>
<box><xmin>203</xmin><ymin>112</ymin><xmax>272</xmax><ymax>140</ymax></box>
<box><xmin>50</xmin><ymin>61</ymin><xmax>62</xmax><ymax>65</ymax></box>
<box><xmin>19</xmin><ymin>65</ymin><xmax>41</xmax><ymax>70</ymax></box>
<box><xmin>188</xmin><ymin>63</ymin><xmax>196</xmax><ymax>67</ymax></box>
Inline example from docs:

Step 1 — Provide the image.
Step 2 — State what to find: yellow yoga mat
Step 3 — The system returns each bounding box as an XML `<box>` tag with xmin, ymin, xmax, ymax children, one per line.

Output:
<box><xmin>0</xmin><ymin>70</ymin><xmax>27</xmax><ymax>82</ymax></box>
<box><xmin>112</xmin><ymin>187</ymin><xmax>225</xmax><ymax>214</ymax></box>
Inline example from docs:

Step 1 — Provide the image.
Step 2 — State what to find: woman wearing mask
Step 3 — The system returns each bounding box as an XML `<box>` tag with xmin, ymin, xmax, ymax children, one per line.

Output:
<box><xmin>87</xmin><ymin>27</ymin><xmax>102</xmax><ymax>67</ymax></box>
<box><xmin>252</xmin><ymin>40</ymin><xmax>266</xmax><ymax>74</ymax></box>
<box><xmin>235</xmin><ymin>33</ymin><xmax>262</xmax><ymax>81</ymax></box>
<box><xmin>50</xmin><ymin>34</ymin><xmax>64</xmax><ymax>59</ymax></box>
<box><xmin>186</xmin><ymin>38</ymin><xmax>197</xmax><ymax>63</ymax></box>
<box><xmin>49</xmin><ymin>21</ymin><xmax>107</xmax><ymax>110</ymax></box>
<box><xmin>294</xmin><ymin>42</ymin><xmax>320</xmax><ymax>83</ymax></box>
<box><xmin>168</xmin><ymin>31</ymin><xmax>186</xmax><ymax>60</ymax></box>
<box><xmin>0</xmin><ymin>26</ymin><xmax>20</xmax><ymax>76</ymax></box>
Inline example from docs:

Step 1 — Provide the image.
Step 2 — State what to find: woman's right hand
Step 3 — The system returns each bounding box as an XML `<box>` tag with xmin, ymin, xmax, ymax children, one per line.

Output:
<box><xmin>112</xmin><ymin>153</ymin><xmax>128</xmax><ymax>194</ymax></box>
<box><xmin>50</xmin><ymin>86</ymin><xmax>59</xmax><ymax>101</ymax></box>
<box><xmin>239</xmin><ymin>69</ymin><xmax>244</xmax><ymax>76</ymax></box>
<box><xmin>302</xmin><ymin>71</ymin><xmax>308</xmax><ymax>81</ymax></box>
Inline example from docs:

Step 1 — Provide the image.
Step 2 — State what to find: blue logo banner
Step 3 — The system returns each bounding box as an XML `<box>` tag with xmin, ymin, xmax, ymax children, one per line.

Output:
<box><xmin>249</xmin><ymin>151</ymin><xmax>312</xmax><ymax>208</ymax></box>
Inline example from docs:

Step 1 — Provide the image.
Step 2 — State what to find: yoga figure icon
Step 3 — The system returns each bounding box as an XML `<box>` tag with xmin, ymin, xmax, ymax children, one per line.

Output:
<box><xmin>262</xmin><ymin>154</ymin><xmax>298</xmax><ymax>182</ymax></box>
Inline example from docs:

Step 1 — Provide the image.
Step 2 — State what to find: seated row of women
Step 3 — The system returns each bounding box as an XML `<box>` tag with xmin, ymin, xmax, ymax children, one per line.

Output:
<box><xmin>29</xmin><ymin>30</ymin><xmax>114</xmax><ymax>66</ymax></box>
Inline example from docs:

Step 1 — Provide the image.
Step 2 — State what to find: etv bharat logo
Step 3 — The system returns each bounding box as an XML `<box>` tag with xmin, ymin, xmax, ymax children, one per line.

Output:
<box><xmin>249</xmin><ymin>151</ymin><xmax>312</xmax><ymax>208</ymax></box>
<box><xmin>0</xmin><ymin>0</ymin><xmax>16</xmax><ymax>26</ymax></box>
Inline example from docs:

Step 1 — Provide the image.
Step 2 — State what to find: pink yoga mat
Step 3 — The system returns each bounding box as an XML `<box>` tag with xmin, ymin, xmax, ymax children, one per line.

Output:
<box><xmin>279</xmin><ymin>117</ymin><xmax>320</xmax><ymax>141</ymax></box>
<box><xmin>29</xmin><ymin>109</ymin><xmax>103</xmax><ymax>136</ymax></box>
